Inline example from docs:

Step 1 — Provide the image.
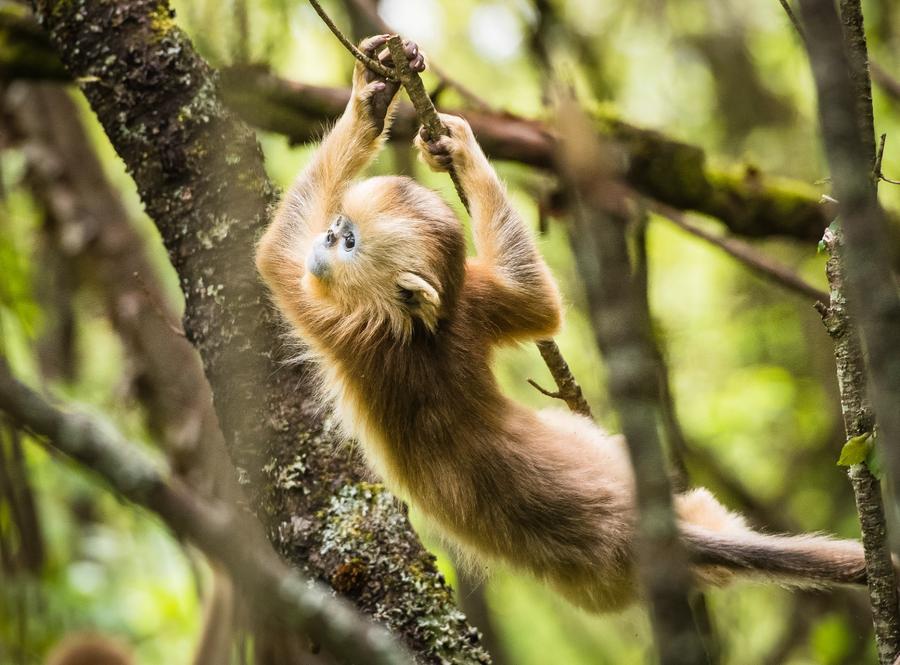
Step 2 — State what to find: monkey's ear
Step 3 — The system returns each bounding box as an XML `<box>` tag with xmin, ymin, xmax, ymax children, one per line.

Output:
<box><xmin>397</xmin><ymin>271</ymin><xmax>441</xmax><ymax>331</ymax></box>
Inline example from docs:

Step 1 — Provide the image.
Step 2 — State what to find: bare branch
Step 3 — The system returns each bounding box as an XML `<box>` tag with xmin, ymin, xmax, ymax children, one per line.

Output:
<box><xmin>306</xmin><ymin>0</ymin><xmax>396</xmax><ymax>80</ymax></box>
<box><xmin>534</xmin><ymin>340</ymin><xmax>593</xmax><ymax>418</ymax></box>
<box><xmin>385</xmin><ymin>34</ymin><xmax>469</xmax><ymax>211</ymax></box>
<box><xmin>799</xmin><ymin>0</ymin><xmax>900</xmax><ymax>660</ymax></box>
<box><xmin>653</xmin><ymin>203</ymin><xmax>829</xmax><ymax>303</ymax></box>
<box><xmin>382</xmin><ymin>34</ymin><xmax>590</xmax><ymax>422</ymax></box>
<box><xmin>820</xmin><ymin>229</ymin><xmax>900</xmax><ymax>664</ymax></box>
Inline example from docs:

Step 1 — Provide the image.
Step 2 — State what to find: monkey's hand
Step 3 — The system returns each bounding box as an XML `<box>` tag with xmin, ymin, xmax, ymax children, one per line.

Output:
<box><xmin>352</xmin><ymin>35</ymin><xmax>425</xmax><ymax>133</ymax></box>
<box><xmin>414</xmin><ymin>114</ymin><xmax>478</xmax><ymax>174</ymax></box>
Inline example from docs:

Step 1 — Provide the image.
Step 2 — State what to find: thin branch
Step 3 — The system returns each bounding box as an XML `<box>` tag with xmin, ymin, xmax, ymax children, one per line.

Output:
<box><xmin>0</xmin><ymin>362</ymin><xmax>412</xmax><ymax>665</ymax></box>
<box><xmin>383</xmin><ymin>34</ymin><xmax>591</xmax><ymax>421</ymax></box>
<box><xmin>778</xmin><ymin>0</ymin><xmax>900</xmax><ymax>108</ymax></box>
<box><xmin>533</xmin><ymin>340</ymin><xmax>593</xmax><ymax>418</ymax></box>
<box><xmin>778</xmin><ymin>0</ymin><xmax>807</xmax><ymax>45</ymax></box>
<box><xmin>653</xmin><ymin>203</ymin><xmax>829</xmax><ymax>303</ymax></box>
<box><xmin>820</xmin><ymin>228</ymin><xmax>900</xmax><ymax>665</ymax></box>
<box><xmin>875</xmin><ymin>134</ymin><xmax>900</xmax><ymax>185</ymax></box>
<box><xmin>385</xmin><ymin>34</ymin><xmax>469</xmax><ymax>211</ymax></box>
<box><xmin>341</xmin><ymin>0</ymin><xmax>496</xmax><ymax>112</ymax></box>
<box><xmin>838</xmin><ymin>0</ymin><xmax>876</xmax><ymax>163</ymax></box>
<box><xmin>799</xmin><ymin>0</ymin><xmax>900</xmax><ymax>661</ymax></box>
<box><xmin>306</xmin><ymin>0</ymin><xmax>396</xmax><ymax>81</ymax></box>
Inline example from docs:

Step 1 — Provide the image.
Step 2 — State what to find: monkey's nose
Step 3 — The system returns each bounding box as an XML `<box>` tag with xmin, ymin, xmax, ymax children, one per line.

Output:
<box><xmin>307</xmin><ymin>236</ymin><xmax>332</xmax><ymax>279</ymax></box>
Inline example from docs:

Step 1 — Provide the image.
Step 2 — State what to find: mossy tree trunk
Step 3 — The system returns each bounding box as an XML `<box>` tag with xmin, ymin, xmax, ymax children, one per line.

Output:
<box><xmin>28</xmin><ymin>1</ymin><xmax>488</xmax><ymax>662</ymax></box>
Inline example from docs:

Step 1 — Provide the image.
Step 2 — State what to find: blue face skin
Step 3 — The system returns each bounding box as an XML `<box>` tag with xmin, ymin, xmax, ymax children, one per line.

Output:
<box><xmin>307</xmin><ymin>215</ymin><xmax>358</xmax><ymax>280</ymax></box>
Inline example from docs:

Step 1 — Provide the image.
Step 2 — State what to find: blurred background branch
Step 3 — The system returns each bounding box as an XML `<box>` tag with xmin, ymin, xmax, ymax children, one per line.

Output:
<box><xmin>0</xmin><ymin>361</ymin><xmax>411</xmax><ymax>665</ymax></box>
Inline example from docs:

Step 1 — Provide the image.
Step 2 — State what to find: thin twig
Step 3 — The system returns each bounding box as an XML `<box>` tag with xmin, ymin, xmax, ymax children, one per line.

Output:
<box><xmin>653</xmin><ymin>203</ymin><xmax>829</xmax><ymax>303</ymax></box>
<box><xmin>778</xmin><ymin>0</ymin><xmax>808</xmax><ymax>44</ymax></box>
<box><xmin>875</xmin><ymin>134</ymin><xmax>900</xmax><ymax>185</ymax></box>
<box><xmin>343</xmin><ymin>0</ymin><xmax>496</xmax><ymax>112</ymax></box>
<box><xmin>383</xmin><ymin>35</ymin><xmax>591</xmax><ymax>418</ymax></box>
<box><xmin>875</xmin><ymin>133</ymin><xmax>887</xmax><ymax>182</ymax></box>
<box><xmin>385</xmin><ymin>35</ymin><xmax>469</xmax><ymax>211</ymax></box>
<box><xmin>307</xmin><ymin>0</ymin><xmax>397</xmax><ymax>81</ymax></box>
<box><xmin>534</xmin><ymin>340</ymin><xmax>593</xmax><ymax>418</ymax></box>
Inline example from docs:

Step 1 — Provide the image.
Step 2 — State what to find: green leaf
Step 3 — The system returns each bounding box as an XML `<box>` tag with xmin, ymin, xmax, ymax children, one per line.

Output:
<box><xmin>866</xmin><ymin>443</ymin><xmax>885</xmax><ymax>480</ymax></box>
<box><xmin>837</xmin><ymin>433</ymin><xmax>873</xmax><ymax>466</ymax></box>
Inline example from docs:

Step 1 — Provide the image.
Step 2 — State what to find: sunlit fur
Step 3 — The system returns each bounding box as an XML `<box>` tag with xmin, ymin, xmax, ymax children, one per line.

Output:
<box><xmin>256</xmin><ymin>51</ymin><xmax>871</xmax><ymax>613</ymax></box>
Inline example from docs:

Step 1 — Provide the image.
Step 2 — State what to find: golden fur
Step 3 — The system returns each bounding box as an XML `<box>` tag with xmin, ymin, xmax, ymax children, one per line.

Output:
<box><xmin>256</xmin><ymin>37</ymin><xmax>870</xmax><ymax>613</ymax></box>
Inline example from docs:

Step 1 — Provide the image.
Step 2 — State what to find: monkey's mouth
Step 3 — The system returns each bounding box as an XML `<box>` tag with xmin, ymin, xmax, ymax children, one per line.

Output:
<box><xmin>307</xmin><ymin>246</ymin><xmax>331</xmax><ymax>280</ymax></box>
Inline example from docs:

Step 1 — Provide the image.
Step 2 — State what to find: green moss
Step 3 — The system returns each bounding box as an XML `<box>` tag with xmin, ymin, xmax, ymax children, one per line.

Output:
<box><xmin>149</xmin><ymin>2</ymin><xmax>176</xmax><ymax>39</ymax></box>
<box><xmin>319</xmin><ymin>484</ymin><xmax>490</xmax><ymax>664</ymax></box>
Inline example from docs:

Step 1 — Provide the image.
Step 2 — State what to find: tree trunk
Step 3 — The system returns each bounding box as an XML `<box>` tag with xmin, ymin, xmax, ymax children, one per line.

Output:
<box><xmin>29</xmin><ymin>1</ymin><xmax>488</xmax><ymax>661</ymax></box>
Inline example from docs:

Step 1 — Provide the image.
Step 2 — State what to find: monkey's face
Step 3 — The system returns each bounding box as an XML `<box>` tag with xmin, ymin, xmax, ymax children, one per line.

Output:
<box><xmin>303</xmin><ymin>177</ymin><xmax>465</xmax><ymax>340</ymax></box>
<box><xmin>306</xmin><ymin>214</ymin><xmax>359</xmax><ymax>282</ymax></box>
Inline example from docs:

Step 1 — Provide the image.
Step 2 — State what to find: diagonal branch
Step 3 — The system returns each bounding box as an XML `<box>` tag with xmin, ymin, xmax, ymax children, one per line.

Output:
<box><xmin>0</xmin><ymin>362</ymin><xmax>410</xmax><ymax>665</ymax></box>
<box><xmin>653</xmin><ymin>203</ymin><xmax>829</xmax><ymax>303</ymax></box>
<box><xmin>380</xmin><ymin>34</ymin><xmax>591</xmax><ymax>418</ymax></box>
<box><xmin>27</xmin><ymin>1</ymin><xmax>489</xmax><ymax>662</ymax></box>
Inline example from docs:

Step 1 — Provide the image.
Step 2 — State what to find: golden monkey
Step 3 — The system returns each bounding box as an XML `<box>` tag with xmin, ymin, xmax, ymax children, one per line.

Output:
<box><xmin>256</xmin><ymin>35</ymin><xmax>870</xmax><ymax>612</ymax></box>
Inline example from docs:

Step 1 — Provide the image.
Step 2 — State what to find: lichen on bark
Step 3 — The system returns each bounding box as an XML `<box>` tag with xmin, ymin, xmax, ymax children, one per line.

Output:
<box><xmin>29</xmin><ymin>0</ymin><xmax>489</xmax><ymax>661</ymax></box>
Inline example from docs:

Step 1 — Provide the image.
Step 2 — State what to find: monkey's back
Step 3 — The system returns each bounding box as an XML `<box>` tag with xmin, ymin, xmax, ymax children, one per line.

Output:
<box><xmin>317</xmin><ymin>298</ymin><xmax>644</xmax><ymax>611</ymax></box>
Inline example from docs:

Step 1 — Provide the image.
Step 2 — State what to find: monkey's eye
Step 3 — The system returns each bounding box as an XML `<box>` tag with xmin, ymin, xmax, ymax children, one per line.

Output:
<box><xmin>342</xmin><ymin>231</ymin><xmax>356</xmax><ymax>250</ymax></box>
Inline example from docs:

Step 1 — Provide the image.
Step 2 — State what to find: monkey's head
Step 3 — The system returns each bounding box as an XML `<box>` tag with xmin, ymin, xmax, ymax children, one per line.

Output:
<box><xmin>304</xmin><ymin>176</ymin><xmax>465</xmax><ymax>340</ymax></box>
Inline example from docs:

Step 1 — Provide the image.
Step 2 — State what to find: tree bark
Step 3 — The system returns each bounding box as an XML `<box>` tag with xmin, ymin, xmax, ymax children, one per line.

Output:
<box><xmin>820</xmin><ymin>233</ymin><xmax>900</xmax><ymax>664</ymax></box>
<box><xmin>28</xmin><ymin>1</ymin><xmax>488</xmax><ymax>662</ymax></box>
<box><xmin>799</xmin><ymin>0</ymin><xmax>900</xmax><ymax>527</ymax></box>
<box><xmin>810</xmin><ymin>2</ymin><xmax>900</xmax><ymax>661</ymax></box>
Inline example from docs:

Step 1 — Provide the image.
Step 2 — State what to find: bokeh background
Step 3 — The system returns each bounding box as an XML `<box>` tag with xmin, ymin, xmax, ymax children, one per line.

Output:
<box><xmin>2</xmin><ymin>0</ymin><xmax>900</xmax><ymax>663</ymax></box>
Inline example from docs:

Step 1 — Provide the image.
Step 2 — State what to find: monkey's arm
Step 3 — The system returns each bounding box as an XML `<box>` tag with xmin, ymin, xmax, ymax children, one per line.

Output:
<box><xmin>416</xmin><ymin>115</ymin><xmax>562</xmax><ymax>342</ymax></box>
<box><xmin>256</xmin><ymin>37</ymin><xmax>424</xmax><ymax>311</ymax></box>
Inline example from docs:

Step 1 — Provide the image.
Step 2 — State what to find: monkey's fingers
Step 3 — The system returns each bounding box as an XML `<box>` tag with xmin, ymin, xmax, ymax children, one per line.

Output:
<box><xmin>360</xmin><ymin>34</ymin><xmax>391</xmax><ymax>59</ymax></box>
<box><xmin>415</xmin><ymin>130</ymin><xmax>455</xmax><ymax>171</ymax></box>
<box><xmin>375</xmin><ymin>39</ymin><xmax>426</xmax><ymax>73</ymax></box>
<box><xmin>417</xmin><ymin>127</ymin><xmax>453</xmax><ymax>153</ymax></box>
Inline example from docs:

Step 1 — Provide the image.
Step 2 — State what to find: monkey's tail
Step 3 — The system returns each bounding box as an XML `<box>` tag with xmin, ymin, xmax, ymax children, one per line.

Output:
<box><xmin>681</xmin><ymin>523</ymin><xmax>868</xmax><ymax>588</ymax></box>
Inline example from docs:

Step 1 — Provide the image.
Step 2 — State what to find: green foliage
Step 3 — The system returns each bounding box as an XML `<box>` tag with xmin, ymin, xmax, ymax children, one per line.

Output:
<box><xmin>4</xmin><ymin>0</ymin><xmax>900</xmax><ymax>663</ymax></box>
<box><xmin>837</xmin><ymin>433</ymin><xmax>873</xmax><ymax>467</ymax></box>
